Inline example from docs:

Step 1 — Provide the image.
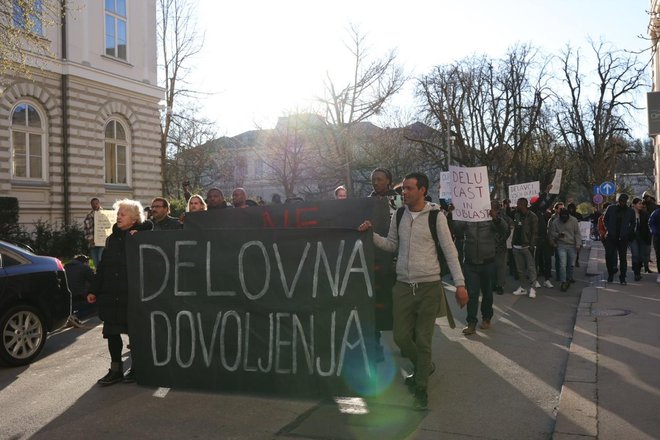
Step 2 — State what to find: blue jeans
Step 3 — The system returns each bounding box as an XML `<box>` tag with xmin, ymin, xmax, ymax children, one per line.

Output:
<box><xmin>89</xmin><ymin>246</ymin><xmax>104</xmax><ymax>269</ymax></box>
<box><xmin>557</xmin><ymin>244</ymin><xmax>577</xmax><ymax>283</ymax></box>
<box><xmin>464</xmin><ymin>261</ymin><xmax>495</xmax><ymax>324</ymax></box>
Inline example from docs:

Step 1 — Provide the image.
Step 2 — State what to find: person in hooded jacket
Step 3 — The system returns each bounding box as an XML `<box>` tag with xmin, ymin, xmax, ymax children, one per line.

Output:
<box><xmin>88</xmin><ymin>198</ymin><xmax>153</xmax><ymax>386</ymax></box>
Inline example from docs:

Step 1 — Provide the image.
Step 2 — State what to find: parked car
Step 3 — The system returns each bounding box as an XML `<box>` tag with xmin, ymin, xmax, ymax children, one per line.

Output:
<box><xmin>0</xmin><ymin>240</ymin><xmax>72</xmax><ymax>366</ymax></box>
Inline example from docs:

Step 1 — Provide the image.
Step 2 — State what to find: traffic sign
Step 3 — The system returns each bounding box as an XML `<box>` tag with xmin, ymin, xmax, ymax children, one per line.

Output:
<box><xmin>599</xmin><ymin>181</ymin><xmax>616</xmax><ymax>196</ymax></box>
<box><xmin>593</xmin><ymin>185</ymin><xmax>601</xmax><ymax>195</ymax></box>
<box><xmin>593</xmin><ymin>194</ymin><xmax>603</xmax><ymax>204</ymax></box>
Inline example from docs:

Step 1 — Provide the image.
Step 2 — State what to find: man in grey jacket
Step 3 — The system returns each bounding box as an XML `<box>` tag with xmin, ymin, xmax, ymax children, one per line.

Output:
<box><xmin>549</xmin><ymin>208</ymin><xmax>582</xmax><ymax>291</ymax></box>
<box><xmin>454</xmin><ymin>208</ymin><xmax>510</xmax><ymax>335</ymax></box>
<box><xmin>359</xmin><ymin>172</ymin><xmax>467</xmax><ymax>411</ymax></box>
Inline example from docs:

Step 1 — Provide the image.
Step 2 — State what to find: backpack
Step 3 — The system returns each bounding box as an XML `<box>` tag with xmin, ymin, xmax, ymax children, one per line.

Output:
<box><xmin>396</xmin><ymin>207</ymin><xmax>451</xmax><ymax>277</ymax></box>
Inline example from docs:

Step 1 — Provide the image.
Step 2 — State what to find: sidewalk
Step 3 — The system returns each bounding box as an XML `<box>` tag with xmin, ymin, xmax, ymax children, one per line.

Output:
<box><xmin>553</xmin><ymin>242</ymin><xmax>660</xmax><ymax>440</ymax></box>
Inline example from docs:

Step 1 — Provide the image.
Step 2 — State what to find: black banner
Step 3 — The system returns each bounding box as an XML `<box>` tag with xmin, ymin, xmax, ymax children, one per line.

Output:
<box><xmin>183</xmin><ymin>197</ymin><xmax>390</xmax><ymax>231</ymax></box>
<box><xmin>126</xmin><ymin>228</ymin><xmax>378</xmax><ymax>396</ymax></box>
<box><xmin>184</xmin><ymin>197</ymin><xmax>395</xmax><ymax>330</ymax></box>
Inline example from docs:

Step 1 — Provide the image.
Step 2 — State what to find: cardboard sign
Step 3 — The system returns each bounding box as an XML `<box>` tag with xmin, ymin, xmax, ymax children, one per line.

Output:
<box><xmin>449</xmin><ymin>166</ymin><xmax>491</xmax><ymax>222</ymax></box>
<box><xmin>126</xmin><ymin>228</ymin><xmax>377</xmax><ymax>397</ymax></box>
<box><xmin>438</xmin><ymin>171</ymin><xmax>452</xmax><ymax>200</ymax></box>
<box><xmin>508</xmin><ymin>181</ymin><xmax>540</xmax><ymax>203</ymax></box>
<box><xmin>549</xmin><ymin>170</ymin><xmax>562</xmax><ymax>194</ymax></box>
<box><xmin>93</xmin><ymin>210</ymin><xmax>116</xmax><ymax>247</ymax></box>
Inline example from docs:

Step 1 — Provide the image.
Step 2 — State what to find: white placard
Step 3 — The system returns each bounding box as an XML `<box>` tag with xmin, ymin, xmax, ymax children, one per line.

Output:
<box><xmin>509</xmin><ymin>181</ymin><xmax>540</xmax><ymax>203</ymax></box>
<box><xmin>449</xmin><ymin>165</ymin><xmax>491</xmax><ymax>222</ymax></box>
<box><xmin>549</xmin><ymin>170</ymin><xmax>562</xmax><ymax>194</ymax></box>
<box><xmin>439</xmin><ymin>171</ymin><xmax>452</xmax><ymax>200</ymax></box>
<box><xmin>578</xmin><ymin>221</ymin><xmax>590</xmax><ymax>241</ymax></box>
<box><xmin>94</xmin><ymin>210</ymin><xmax>116</xmax><ymax>247</ymax></box>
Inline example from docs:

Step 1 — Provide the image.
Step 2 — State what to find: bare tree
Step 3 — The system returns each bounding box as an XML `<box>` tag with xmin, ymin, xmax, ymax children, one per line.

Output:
<box><xmin>554</xmin><ymin>40</ymin><xmax>648</xmax><ymax>195</ymax></box>
<box><xmin>164</xmin><ymin>105</ymin><xmax>223</xmax><ymax>198</ymax></box>
<box><xmin>254</xmin><ymin>114</ymin><xmax>320</xmax><ymax>199</ymax></box>
<box><xmin>318</xmin><ymin>25</ymin><xmax>405</xmax><ymax>194</ymax></box>
<box><xmin>158</xmin><ymin>0</ymin><xmax>204</xmax><ymax>194</ymax></box>
<box><xmin>0</xmin><ymin>0</ymin><xmax>63</xmax><ymax>79</ymax></box>
<box><xmin>416</xmin><ymin>44</ymin><xmax>550</xmax><ymax>196</ymax></box>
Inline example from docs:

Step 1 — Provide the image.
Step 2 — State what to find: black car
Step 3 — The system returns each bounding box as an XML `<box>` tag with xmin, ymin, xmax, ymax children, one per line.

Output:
<box><xmin>0</xmin><ymin>240</ymin><xmax>72</xmax><ymax>366</ymax></box>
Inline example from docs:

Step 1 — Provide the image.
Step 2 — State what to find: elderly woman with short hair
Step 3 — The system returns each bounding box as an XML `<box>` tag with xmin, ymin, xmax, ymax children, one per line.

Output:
<box><xmin>88</xmin><ymin>198</ymin><xmax>153</xmax><ymax>386</ymax></box>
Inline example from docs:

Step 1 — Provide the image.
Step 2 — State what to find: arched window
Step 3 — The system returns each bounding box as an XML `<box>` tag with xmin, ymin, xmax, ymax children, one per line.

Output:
<box><xmin>10</xmin><ymin>102</ymin><xmax>46</xmax><ymax>180</ymax></box>
<box><xmin>104</xmin><ymin>119</ymin><xmax>129</xmax><ymax>185</ymax></box>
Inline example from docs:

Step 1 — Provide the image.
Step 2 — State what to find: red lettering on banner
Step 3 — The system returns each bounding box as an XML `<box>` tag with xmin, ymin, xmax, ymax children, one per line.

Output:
<box><xmin>261</xmin><ymin>207</ymin><xmax>321</xmax><ymax>228</ymax></box>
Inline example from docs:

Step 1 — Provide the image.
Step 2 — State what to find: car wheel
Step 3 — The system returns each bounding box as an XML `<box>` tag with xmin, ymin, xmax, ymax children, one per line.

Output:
<box><xmin>0</xmin><ymin>305</ymin><xmax>47</xmax><ymax>367</ymax></box>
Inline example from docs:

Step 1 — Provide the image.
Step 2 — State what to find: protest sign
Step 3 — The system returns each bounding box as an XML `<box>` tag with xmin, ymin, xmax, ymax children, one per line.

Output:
<box><xmin>94</xmin><ymin>210</ymin><xmax>116</xmax><ymax>246</ymax></box>
<box><xmin>185</xmin><ymin>198</ymin><xmax>394</xmax><ymax>331</ymax></box>
<box><xmin>439</xmin><ymin>171</ymin><xmax>452</xmax><ymax>200</ymax></box>
<box><xmin>549</xmin><ymin>170</ymin><xmax>562</xmax><ymax>194</ymax></box>
<box><xmin>127</xmin><ymin>228</ymin><xmax>376</xmax><ymax>397</ymax></box>
<box><xmin>509</xmin><ymin>181</ymin><xmax>540</xmax><ymax>203</ymax></box>
<box><xmin>449</xmin><ymin>165</ymin><xmax>491</xmax><ymax>221</ymax></box>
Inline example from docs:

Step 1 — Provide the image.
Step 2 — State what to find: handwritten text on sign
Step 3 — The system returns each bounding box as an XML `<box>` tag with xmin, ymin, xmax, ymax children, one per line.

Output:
<box><xmin>509</xmin><ymin>181</ymin><xmax>540</xmax><ymax>203</ymax></box>
<box><xmin>449</xmin><ymin>165</ymin><xmax>491</xmax><ymax>222</ymax></box>
<box><xmin>126</xmin><ymin>228</ymin><xmax>377</xmax><ymax>397</ymax></box>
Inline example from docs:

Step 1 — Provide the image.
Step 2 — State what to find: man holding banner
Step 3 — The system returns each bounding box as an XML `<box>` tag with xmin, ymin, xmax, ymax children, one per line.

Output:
<box><xmin>359</xmin><ymin>172</ymin><xmax>467</xmax><ymax>411</ymax></box>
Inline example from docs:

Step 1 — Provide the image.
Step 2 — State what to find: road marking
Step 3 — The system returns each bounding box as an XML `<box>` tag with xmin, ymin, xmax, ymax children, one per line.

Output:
<box><xmin>153</xmin><ymin>387</ymin><xmax>170</xmax><ymax>398</ymax></box>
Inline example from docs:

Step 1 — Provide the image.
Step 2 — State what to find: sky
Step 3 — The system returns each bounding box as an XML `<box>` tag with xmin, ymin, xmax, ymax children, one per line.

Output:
<box><xmin>187</xmin><ymin>0</ymin><xmax>652</xmax><ymax>137</ymax></box>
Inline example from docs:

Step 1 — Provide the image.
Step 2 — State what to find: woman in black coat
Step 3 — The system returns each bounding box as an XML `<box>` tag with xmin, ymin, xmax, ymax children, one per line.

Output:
<box><xmin>88</xmin><ymin>198</ymin><xmax>153</xmax><ymax>386</ymax></box>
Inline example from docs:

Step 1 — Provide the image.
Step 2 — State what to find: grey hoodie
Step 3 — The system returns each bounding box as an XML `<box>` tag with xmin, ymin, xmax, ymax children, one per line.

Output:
<box><xmin>373</xmin><ymin>203</ymin><xmax>465</xmax><ymax>286</ymax></box>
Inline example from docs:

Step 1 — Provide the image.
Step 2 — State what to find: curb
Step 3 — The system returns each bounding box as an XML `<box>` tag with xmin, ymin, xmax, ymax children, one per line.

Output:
<box><xmin>552</xmin><ymin>244</ymin><xmax>602</xmax><ymax>440</ymax></box>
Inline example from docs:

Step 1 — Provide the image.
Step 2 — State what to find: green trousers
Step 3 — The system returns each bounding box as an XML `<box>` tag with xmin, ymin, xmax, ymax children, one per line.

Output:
<box><xmin>392</xmin><ymin>280</ymin><xmax>441</xmax><ymax>389</ymax></box>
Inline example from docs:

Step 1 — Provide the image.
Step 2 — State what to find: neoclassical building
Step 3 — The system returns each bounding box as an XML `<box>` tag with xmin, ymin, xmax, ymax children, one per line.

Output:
<box><xmin>0</xmin><ymin>0</ymin><xmax>162</xmax><ymax>227</ymax></box>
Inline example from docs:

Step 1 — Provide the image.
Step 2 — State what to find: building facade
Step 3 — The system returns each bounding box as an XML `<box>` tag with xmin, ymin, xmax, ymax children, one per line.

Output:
<box><xmin>651</xmin><ymin>0</ymin><xmax>660</xmax><ymax>200</ymax></box>
<box><xmin>0</xmin><ymin>0</ymin><xmax>162</xmax><ymax>227</ymax></box>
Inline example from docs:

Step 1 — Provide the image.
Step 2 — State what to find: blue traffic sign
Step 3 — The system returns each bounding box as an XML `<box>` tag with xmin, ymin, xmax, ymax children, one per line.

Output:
<box><xmin>593</xmin><ymin>185</ymin><xmax>601</xmax><ymax>195</ymax></box>
<box><xmin>600</xmin><ymin>181</ymin><xmax>616</xmax><ymax>196</ymax></box>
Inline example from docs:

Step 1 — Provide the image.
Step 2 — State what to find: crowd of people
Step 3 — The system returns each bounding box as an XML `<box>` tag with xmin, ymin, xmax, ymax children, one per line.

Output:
<box><xmin>73</xmin><ymin>173</ymin><xmax>660</xmax><ymax>411</ymax></box>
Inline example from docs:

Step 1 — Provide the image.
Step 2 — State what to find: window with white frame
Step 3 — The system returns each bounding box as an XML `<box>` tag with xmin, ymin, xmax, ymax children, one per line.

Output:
<box><xmin>12</xmin><ymin>0</ymin><xmax>43</xmax><ymax>35</ymax></box>
<box><xmin>104</xmin><ymin>119</ymin><xmax>129</xmax><ymax>185</ymax></box>
<box><xmin>104</xmin><ymin>0</ymin><xmax>127</xmax><ymax>60</ymax></box>
<box><xmin>10</xmin><ymin>102</ymin><xmax>46</xmax><ymax>180</ymax></box>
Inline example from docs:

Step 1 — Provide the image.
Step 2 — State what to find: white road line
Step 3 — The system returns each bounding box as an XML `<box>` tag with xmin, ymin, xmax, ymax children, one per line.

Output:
<box><xmin>153</xmin><ymin>387</ymin><xmax>170</xmax><ymax>398</ymax></box>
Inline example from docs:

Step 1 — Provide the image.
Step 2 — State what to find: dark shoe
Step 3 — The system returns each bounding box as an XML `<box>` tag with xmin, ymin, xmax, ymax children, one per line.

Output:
<box><xmin>620</xmin><ymin>279</ymin><xmax>627</xmax><ymax>285</ymax></box>
<box><xmin>645</xmin><ymin>266</ymin><xmax>653</xmax><ymax>273</ymax></box>
<box><xmin>405</xmin><ymin>362</ymin><xmax>435</xmax><ymax>392</ymax></box>
<box><xmin>607</xmin><ymin>274</ymin><xmax>614</xmax><ymax>283</ymax></box>
<box><xmin>634</xmin><ymin>274</ymin><xmax>642</xmax><ymax>282</ymax></box>
<box><xmin>560</xmin><ymin>282</ymin><xmax>570</xmax><ymax>292</ymax></box>
<box><xmin>479</xmin><ymin>320</ymin><xmax>491</xmax><ymax>330</ymax></box>
<box><xmin>462</xmin><ymin>322</ymin><xmax>477</xmax><ymax>335</ymax></box>
<box><xmin>494</xmin><ymin>285</ymin><xmax>504</xmax><ymax>295</ymax></box>
<box><xmin>123</xmin><ymin>368</ymin><xmax>136</xmax><ymax>383</ymax></box>
<box><xmin>413</xmin><ymin>388</ymin><xmax>428</xmax><ymax>411</ymax></box>
<box><xmin>98</xmin><ymin>369</ymin><xmax>123</xmax><ymax>386</ymax></box>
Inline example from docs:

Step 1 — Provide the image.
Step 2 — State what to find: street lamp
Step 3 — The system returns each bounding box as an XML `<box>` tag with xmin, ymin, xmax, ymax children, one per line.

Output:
<box><xmin>447</xmin><ymin>132</ymin><xmax>456</xmax><ymax>167</ymax></box>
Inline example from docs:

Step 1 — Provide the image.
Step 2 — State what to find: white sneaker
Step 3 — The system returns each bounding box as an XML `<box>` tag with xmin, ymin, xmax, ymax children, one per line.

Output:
<box><xmin>656</xmin><ymin>275</ymin><xmax>660</xmax><ymax>284</ymax></box>
<box><xmin>512</xmin><ymin>286</ymin><xmax>527</xmax><ymax>296</ymax></box>
<box><xmin>528</xmin><ymin>288</ymin><xmax>537</xmax><ymax>299</ymax></box>
<box><xmin>533</xmin><ymin>280</ymin><xmax>541</xmax><ymax>288</ymax></box>
<box><xmin>543</xmin><ymin>280</ymin><xmax>554</xmax><ymax>288</ymax></box>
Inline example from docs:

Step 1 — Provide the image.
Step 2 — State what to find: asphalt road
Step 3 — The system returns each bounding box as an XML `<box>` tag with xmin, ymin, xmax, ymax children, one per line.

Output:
<box><xmin>0</xmin><ymin>273</ymin><xmax>584</xmax><ymax>440</ymax></box>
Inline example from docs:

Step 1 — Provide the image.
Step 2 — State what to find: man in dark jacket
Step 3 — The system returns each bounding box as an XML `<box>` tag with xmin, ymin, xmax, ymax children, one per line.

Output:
<box><xmin>150</xmin><ymin>197</ymin><xmax>182</xmax><ymax>230</ymax></box>
<box><xmin>453</xmin><ymin>207</ymin><xmax>509</xmax><ymax>334</ymax></box>
<box><xmin>603</xmin><ymin>193</ymin><xmax>635</xmax><ymax>284</ymax></box>
<box><xmin>511</xmin><ymin>198</ymin><xmax>539</xmax><ymax>298</ymax></box>
<box><xmin>64</xmin><ymin>254</ymin><xmax>96</xmax><ymax>322</ymax></box>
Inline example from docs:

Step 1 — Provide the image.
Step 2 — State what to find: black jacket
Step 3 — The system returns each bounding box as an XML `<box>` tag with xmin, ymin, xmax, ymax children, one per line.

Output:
<box><xmin>153</xmin><ymin>215</ymin><xmax>182</xmax><ymax>230</ymax></box>
<box><xmin>93</xmin><ymin>220</ymin><xmax>153</xmax><ymax>334</ymax></box>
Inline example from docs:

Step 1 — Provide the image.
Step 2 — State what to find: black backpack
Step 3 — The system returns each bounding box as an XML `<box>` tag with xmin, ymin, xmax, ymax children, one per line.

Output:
<box><xmin>395</xmin><ymin>207</ymin><xmax>451</xmax><ymax>277</ymax></box>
